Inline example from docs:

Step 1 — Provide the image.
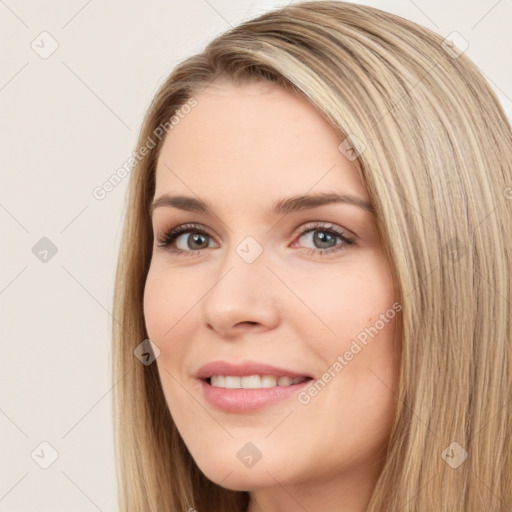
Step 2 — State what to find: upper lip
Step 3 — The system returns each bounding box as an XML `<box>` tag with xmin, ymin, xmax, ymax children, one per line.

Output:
<box><xmin>195</xmin><ymin>360</ymin><xmax>313</xmax><ymax>380</ymax></box>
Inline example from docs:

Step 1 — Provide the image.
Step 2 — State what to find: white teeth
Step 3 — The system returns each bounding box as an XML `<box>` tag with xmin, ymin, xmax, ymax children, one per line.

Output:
<box><xmin>241</xmin><ymin>375</ymin><xmax>261</xmax><ymax>389</ymax></box>
<box><xmin>261</xmin><ymin>375</ymin><xmax>277</xmax><ymax>388</ymax></box>
<box><xmin>224</xmin><ymin>376</ymin><xmax>241</xmax><ymax>388</ymax></box>
<box><xmin>209</xmin><ymin>375</ymin><xmax>308</xmax><ymax>389</ymax></box>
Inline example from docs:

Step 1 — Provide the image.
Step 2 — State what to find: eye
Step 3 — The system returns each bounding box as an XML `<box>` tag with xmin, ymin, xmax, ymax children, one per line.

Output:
<box><xmin>292</xmin><ymin>222</ymin><xmax>355</xmax><ymax>255</ymax></box>
<box><xmin>156</xmin><ymin>223</ymin><xmax>215</xmax><ymax>257</ymax></box>
<box><xmin>156</xmin><ymin>221</ymin><xmax>355</xmax><ymax>257</ymax></box>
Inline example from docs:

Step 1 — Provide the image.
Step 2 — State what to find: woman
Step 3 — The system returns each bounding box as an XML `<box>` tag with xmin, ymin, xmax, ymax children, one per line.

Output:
<box><xmin>111</xmin><ymin>1</ymin><xmax>512</xmax><ymax>511</ymax></box>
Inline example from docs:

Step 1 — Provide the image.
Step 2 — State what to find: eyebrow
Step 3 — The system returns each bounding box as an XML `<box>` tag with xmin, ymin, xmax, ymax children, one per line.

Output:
<box><xmin>150</xmin><ymin>191</ymin><xmax>374</xmax><ymax>217</ymax></box>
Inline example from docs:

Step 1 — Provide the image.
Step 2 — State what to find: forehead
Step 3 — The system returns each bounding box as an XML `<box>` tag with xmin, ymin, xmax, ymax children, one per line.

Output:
<box><xmin>154</xmin><ymin>80</ymin><xmax>368</xmax><ymax>203</ymax></box>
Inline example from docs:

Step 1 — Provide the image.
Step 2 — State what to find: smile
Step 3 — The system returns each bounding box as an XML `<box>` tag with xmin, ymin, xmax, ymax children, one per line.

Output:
<box><xmin>200</xmin><ymin>377</ymin><xmax>313</xmax><ymax>412</ymax></box>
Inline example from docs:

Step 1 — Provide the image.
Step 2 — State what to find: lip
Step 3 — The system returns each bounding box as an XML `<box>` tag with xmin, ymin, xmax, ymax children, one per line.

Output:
<box><xmin>195</xmin><ymin>360</ymin><xmax>313</xmax><ymax>380</ymax></box>
<box><xmin>195</xmin><ymin>360</ymin><xmax>314</xmax><ymax>413</ymax></box>
<box><xmin>199</xmin><ymin>378</ymin><xmax>313</xmax><ymax>412</ymax></box>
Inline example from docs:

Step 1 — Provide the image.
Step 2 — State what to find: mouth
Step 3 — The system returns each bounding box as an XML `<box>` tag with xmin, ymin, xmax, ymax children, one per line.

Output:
<box><xmin>195</xmin><ymin>360</ymin><xmax>315</xmax><ymax>412</ymax></box>
<box><xmin>199</xmin><ymin>375</ymin><xmax>314</xmax><ymax>412</ymax></box>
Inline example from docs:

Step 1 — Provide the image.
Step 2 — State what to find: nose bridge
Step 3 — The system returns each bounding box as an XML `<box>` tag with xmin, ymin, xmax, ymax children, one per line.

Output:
<box><xmin>208</xmin><ymin>232</ymin><xmax>269</xmax><ymax>303</ymax></box>
<box><xmin>200</xmin><ymin>232</ymin><xmax>279</xmax><ymax>334</ymax></box>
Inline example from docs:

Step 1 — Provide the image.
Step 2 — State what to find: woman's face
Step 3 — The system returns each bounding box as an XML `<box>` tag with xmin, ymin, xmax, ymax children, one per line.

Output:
<box><xmin>144</xmin><ymin>79</ymin><xmax>400</xmax><ymax>509</ymax></box>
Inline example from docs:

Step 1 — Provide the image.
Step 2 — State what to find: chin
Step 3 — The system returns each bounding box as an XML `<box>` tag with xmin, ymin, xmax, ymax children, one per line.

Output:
<box><xmin>188</xmin><ymin>447</ymin><xmax>289</xmax><ymax>491</ymax></box>
<box><xmin>200</xmin><ymin>465</ymin><xmax>279</xmax><ymax>492</ymax></box>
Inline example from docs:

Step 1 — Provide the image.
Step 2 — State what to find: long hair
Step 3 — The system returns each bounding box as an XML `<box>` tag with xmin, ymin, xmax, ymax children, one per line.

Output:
<box><xmin>111</xmin><ymin>1</ymin><xmax>512</xmax><ymax>510</ymax></box>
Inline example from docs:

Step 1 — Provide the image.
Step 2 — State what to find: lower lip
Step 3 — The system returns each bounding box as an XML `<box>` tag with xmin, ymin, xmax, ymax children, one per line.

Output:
<box><xmin>199</xmin><ymin>378</ymin><xmax>313</xmax><ymax>412</ymax></box>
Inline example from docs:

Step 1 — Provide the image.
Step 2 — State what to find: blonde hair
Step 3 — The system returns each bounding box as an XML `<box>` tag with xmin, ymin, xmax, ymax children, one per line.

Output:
<box><xmin>112</xmin><ymin>1</ymin><xmax>512</xmax><ymax>510</ymax></box>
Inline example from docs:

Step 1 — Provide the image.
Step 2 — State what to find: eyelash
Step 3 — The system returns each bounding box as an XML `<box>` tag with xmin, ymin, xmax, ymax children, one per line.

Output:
<box><xmin>156</xmin><ymin>222</ymin><xmax>355</xmax><ymax>257</ymax></box>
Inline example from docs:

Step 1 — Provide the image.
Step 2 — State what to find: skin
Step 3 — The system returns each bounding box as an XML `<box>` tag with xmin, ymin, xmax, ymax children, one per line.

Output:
<box><xmin>143</xmin><ymin>78</ymin><xmax>401</xmax><ymax>512</ymax></box>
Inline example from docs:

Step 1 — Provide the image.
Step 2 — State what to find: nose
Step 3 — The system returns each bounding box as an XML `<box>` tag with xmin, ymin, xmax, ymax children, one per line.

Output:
<box><xmin>200</xmin><ymin>246</ymin><xmax>280</xmax><ymax>338</ymax></box>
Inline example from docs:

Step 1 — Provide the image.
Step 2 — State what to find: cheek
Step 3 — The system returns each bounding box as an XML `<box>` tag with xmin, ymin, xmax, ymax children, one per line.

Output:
<box><xmin>297</xmin><ymin>272</ymin><xmax>399</xmax><ymax>466</ymax></box>
<box><xmin>285</xmin><ymin>256</ymin><xmax>396</xmax><ymax>341</ymax></box>
<box><xmin>143</xmin><ymin>264</ymin><xmax>204</xmax><ymax>377</ymax></box>
<box><xmin>339</xmin><ymin>269</ymin><xmax>396</xmax><ymax>340</ymax></box>
<box><xmin>143</xmin><ymin>264</ymin><xmax>189</xmax><ymax>342</ymax></box>
<box><xmin>294</xmin><ymin>255</ymin><xmax>399</xmax><ymax>408</ymax></box>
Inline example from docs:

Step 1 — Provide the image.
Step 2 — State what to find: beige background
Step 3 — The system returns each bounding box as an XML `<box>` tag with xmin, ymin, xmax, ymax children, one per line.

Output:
<box><xmin>0</xmin><ymin>0</ymin><xmax>510</xmax><ymax>510</ymax></box>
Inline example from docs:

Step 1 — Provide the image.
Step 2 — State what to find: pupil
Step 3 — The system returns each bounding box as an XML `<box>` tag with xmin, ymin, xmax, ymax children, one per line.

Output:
<box><xmin>189</xmin><ymin>233</ymin><xmax>208</xmax><ymax>249</ymax></box>
<box><xmin>314</xmin><ymin>231</ymin><xmax>335</xmax><ymax>248</ymax></box>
